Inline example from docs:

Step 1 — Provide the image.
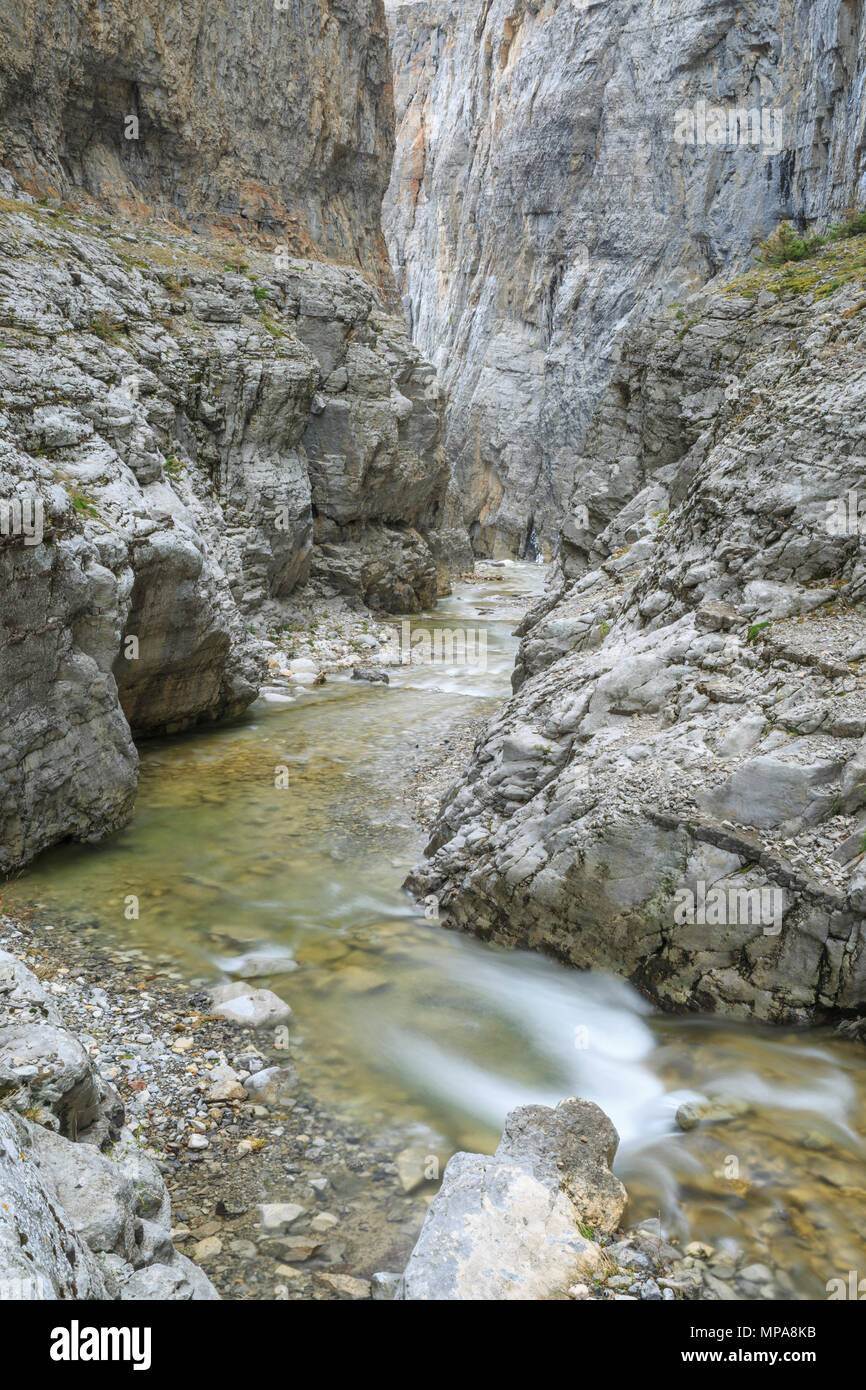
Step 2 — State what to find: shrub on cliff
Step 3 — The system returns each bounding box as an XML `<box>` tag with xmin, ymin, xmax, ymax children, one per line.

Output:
<box><xmin>755</xmin><ymin>221</ymin><xmax>826</xmax><ymax>267</ymax></box>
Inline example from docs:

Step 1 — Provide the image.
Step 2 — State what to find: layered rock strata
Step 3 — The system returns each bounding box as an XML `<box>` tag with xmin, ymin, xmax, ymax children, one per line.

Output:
<box><xmin>408</xmin><ymin>238</ymin><xmax>866</xmax><ymax>1024</ymax></box>
<box><xmin>0</xmin><ymin>0</ymin><xmax>397</xmax><ymax>290</ymax></box>
<box><xmin>385</xmin><ymin>0</ymin><xmax>866</xmax><ymax>555</ymax></box>
<box><xmin>0</xmin><ymin>184</ymin><xmax>447</xmax><ymax>871</ymax></box>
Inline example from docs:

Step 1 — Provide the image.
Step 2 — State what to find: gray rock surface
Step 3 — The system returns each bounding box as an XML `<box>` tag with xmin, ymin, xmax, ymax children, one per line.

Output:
<box><xmin>0</xmin><ymin>0</ymin><xmax>397</xmax><ymax>291</ymax></box>
<box><xmin>209</xmin><ymin>982</ymin><xmax>293</xmax><ymax>1029</ymax></box>
<box><xmin>385</xmin><ymin>0</ymin><xmax>866</xmax><ymax>556</ymax></box>
<box><xmin>398</xmin><ymin>1098</ymin><xmax>626</xmax><ymax>1300</ymax></box>
<box><xmin>408</xmin><ymin>246</ymin><xmax>866</xmax><ymax>1023</ymax></box>
<box><xmin>0</xmin><ymin>175</ymin><xmax>447</xmax><ymax>871</ymax></box>
<box><xmin>0</xmin><ymin>949</ymin><xmax>218</xmax><ymax>1299</ymax></box>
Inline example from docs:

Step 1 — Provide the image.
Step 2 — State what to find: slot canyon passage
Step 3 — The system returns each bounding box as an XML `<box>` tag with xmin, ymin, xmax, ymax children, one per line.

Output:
<box><xmin>1</xmin><ymin>0</ymin><xmax>866</xmax><ymax>1310</ymax></box>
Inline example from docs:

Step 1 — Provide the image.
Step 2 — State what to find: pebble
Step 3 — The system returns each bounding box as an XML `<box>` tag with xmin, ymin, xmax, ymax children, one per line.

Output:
<box><xmin>310</xmin><ymin>1212</ymin><xmax>339</xmax><ymax>1232</ymax></box>
<box><xmin>258</xmin><ymin>1202</ymin><xmax>306</xmax><ymax>1233</ymax></box>
<box><xmin>193</xmin><ymin>1236</ymin><xmax>222</xmax><ymax>1262</ymax></box>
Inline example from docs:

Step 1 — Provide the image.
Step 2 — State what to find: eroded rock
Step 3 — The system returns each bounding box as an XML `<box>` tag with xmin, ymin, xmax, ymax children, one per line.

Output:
<box><xmin>398</xmin><ymin>1098</ymin><xmax>626</xmax><ymax>1300</ymax></box>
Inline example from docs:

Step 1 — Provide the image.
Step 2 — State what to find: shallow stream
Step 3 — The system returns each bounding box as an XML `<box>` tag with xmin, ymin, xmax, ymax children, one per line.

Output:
<box><xmin>6</xmin><ymin>564</ymin><xmax>866</xmax><ymax>1298</ymax></box>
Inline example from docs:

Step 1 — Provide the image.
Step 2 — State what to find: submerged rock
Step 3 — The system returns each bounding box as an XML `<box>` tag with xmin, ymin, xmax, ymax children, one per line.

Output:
<box><xmin>352</xmin><ymin>665</ymin><xmax>391</xmax><ymax>684</ymax></box>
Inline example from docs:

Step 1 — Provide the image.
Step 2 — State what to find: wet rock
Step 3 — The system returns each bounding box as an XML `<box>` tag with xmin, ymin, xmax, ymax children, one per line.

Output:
<box><xmin>244</xmin><ymin>1064</ymin><xmax>299</xmax><ymax>1106</ymax></box>
<box><xmin>371</xmin><ymin>1271</ymin><xmax>401</xmax><ymax>1300</ymax></box>
<box><xmin>315</xmin><ymin>1272</ymin><xmax>371</xmax><ymax>1299</ymax></box>
<box><xmin>395</xmin><ymin>1144</ymin><xmax>439</xmax><ymax>1194</ymax></box>
<box><xmin>258</xmin><ymin>1203</ymin><xmax>306</xmax><ymax>1234</ymax></box>
<box><xmin>676</xmin><ymin>1097</ymin><xmax>752</xmax><ymax>1132</ymax></box>
<box><xmin>352</xmin><ymin>666</ymin><xmax>391</xmax><ymax>684</ymax></box>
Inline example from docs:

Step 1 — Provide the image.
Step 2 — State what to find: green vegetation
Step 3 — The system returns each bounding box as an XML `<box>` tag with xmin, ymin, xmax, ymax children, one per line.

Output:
<box><xmin>755</xmin><ymin>221</ymin><xmax>827</xmax><ymax>268</ymax></box>
<box><xmin>85</xmin><ymin>310</ymin><xmax>127</xmax><ymax>345</ymax></box>
<box><xmin>756</xmin><ymin>209</ymin><xmax>866</xmax><ymax>270</ymax></box>
<box><xmin>65</xmin><ymin>487</ymin><xmax>101</xmax><ymax>520</ymax></box>
<box><xmin>724</xmin><ymin>218</ymin><xmax>866</xmax><ymax>304</ymax></box>
<box><xmin>260</xmin><ymin>313</ymin><xmax>287</xmax><ymax>338</ymax></box>
<box><xmin>829</xmin><ymin>209</ymin><xmax>866</xmax><ymax>241</ymax></box>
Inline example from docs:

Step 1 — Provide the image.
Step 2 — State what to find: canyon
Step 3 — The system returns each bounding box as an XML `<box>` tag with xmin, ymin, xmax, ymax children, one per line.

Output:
<box><xmin>385</xmin><ymin>0</ymin><xmax>866</xmax><ymax>555</ymax></box>
<box><xmin>1</xmin><ymin>0</ymin><xmax>866</xmax><ymax>1309</ymax></box>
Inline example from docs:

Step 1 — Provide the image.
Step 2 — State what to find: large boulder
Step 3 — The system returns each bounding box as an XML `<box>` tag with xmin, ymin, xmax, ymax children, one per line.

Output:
<box><xmin>398</xmin><ymin>1098</ymin><xmax>626</xmax><ymax>1301</ymax></box>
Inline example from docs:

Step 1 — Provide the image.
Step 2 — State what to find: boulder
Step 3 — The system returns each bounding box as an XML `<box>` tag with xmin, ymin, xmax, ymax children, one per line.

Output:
<box><xmin>398</xmin><ymin>1098</ymin><xmax>626</xmax><ymax>1300</ymax></box>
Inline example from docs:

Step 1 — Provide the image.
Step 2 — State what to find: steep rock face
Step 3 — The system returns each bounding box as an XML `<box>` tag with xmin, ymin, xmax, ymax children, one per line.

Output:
<box><xmin>0</xmin><ymin>0</ymin><xmax>396</xmax><ymax>291</ymax></box>
<box><xmin>385</xmin><ymin>0</ymin><xmax>866</xmax><ymax>556</ymax></box>
<box><xmin>407</xmin><ymin>241</ymin><xmax>866</xmax><ymax>1023</ymax></box>
<box><xmin>0</xmin><ymin>184</ymin><xmax>447</xmax><ymax>870</ymax></box>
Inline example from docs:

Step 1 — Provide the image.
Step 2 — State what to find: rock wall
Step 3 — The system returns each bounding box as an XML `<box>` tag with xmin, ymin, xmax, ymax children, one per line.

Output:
<box><xmin>0</xmin><ymin>0</ymin><xmax>459</xmax><ymax>873</ymax></box>
<box><xmin>385</xmin><ymin>0</ymin><xmax>866</xmax><ymax>556</ymax></box>
<box><xmin>0</xmin><ymin>188</ymin><xmax>448</xmax><ymax>871</ymax></box>
<box><xmin>0</xmin><ymin>0</ymin><xmax>396</xmax><ymax>291</ymax></box>
<box><xmin>408</xmin><ymin>236</ymin><xmax>866</xmax><ymax>1024</ymax></box>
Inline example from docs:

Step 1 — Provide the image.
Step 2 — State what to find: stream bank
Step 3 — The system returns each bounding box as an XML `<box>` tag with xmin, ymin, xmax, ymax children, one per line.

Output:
<box><xmin>3</xmin><ymin>562</ymin><xmax>866</xmax><ymax>1300</ymax></box>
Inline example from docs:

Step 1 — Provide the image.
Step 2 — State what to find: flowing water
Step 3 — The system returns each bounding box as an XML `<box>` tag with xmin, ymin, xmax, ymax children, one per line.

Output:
<box><xmin>5</xmin><ymin>563</ymin><xmax>866</xmax><ymax>1299</ymax></box>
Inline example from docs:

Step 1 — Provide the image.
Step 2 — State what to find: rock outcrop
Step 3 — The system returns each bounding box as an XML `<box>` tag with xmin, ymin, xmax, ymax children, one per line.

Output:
<box><xmin>0</xmin><ymin>948</ymin><xmax>218</xmax><ymax>1299</ymax></box>
<box><xmin>385</xmin><ymin>0</ymin><xmax>866</xmax><ymax>556</ymax></box>
<box><xmin>408</xmin><ymin>237</ymin><xmax>866</xmax><ymax>1024</ymax></box>
<box><xmin>0</xmin><ymin>0</ymin><xmax>396</xmax><ymax>291</ymax></box>
<box><xmin>0</xmin><ymin>0</ymin><xmax>451</xmax><ymax>872</ymax></box>
<box><xmin>398</xmin><ymin>1098</ymin><xmax>626</xmax><ymax>1300</ymax></box>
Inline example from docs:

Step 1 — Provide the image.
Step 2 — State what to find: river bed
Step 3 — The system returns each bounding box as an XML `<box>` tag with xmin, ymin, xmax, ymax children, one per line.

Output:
<box><xmin>5</xmin><ymin>563</ymin><xmax>866</xmax><ymax>1299</ymax></box>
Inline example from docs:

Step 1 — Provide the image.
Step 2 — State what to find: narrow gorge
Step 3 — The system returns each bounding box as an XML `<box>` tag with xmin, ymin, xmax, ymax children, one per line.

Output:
<box><xmin>0</xmin><ymin>0</ymin><xmax>865</xmax><ymax>1329</ymax></box>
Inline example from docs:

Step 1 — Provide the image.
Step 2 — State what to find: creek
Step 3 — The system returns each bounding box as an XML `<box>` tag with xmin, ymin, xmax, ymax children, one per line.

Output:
<box><xmin>7</xmin><ymin>563</ymin><xmax>865</xmax><ymax>1299</ymax></box>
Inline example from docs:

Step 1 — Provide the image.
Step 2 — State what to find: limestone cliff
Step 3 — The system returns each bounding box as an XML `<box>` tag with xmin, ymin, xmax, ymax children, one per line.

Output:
<box><xmin>0</xmin><ymin>187</ymin><xmax>448</xmax><ymax>871</ymax></box>
<box><xmin>408</xmin><ymin>234</ymin><xmax>866</xmax><ymax>1024</ymax></box>
<box><xmin>0</xmin><ymin>0</ymin><xmax>396</xmax><ymax>290</ymax></box>
<box><xmin>0</xmin><ymin>0</ymin><xmax>451</xmax><ymax>873</ymax></box>
<box><xmin>385</xmin><ymin>0</ymin><xmax>866</xmax><ymax>556</ymax></box>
